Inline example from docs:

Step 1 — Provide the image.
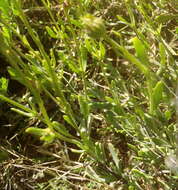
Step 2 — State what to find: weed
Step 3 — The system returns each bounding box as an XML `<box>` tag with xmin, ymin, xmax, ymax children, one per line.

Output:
<box><xmin>0</xmin><ymin>0</ymin><xmax>177</xmax><ymax>189</ymax></box>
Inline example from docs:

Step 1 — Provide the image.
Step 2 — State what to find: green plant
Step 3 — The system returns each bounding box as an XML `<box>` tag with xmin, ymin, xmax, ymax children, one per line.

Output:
<box><xmin>0</xmin><ymin>0</ymin><xmax>177</xmax><ymax>189</ymax></box>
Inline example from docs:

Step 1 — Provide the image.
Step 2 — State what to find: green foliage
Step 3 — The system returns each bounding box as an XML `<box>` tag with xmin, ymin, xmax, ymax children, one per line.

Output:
<box><xmin>152</xmin><ymin>80</ymin><xmax>164</xmax><ymax>110</ymax></box>
<box><xmin>0</xmin><ymin>0</ymin><xmax>177</xmax><ymax>189</ymax></box>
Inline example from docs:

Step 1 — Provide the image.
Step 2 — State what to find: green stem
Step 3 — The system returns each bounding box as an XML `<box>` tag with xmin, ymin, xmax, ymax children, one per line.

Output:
<box><xmin>0</xmin><ymin>94</ymin><xmax>34</xmax><ymax>114</ymax></box>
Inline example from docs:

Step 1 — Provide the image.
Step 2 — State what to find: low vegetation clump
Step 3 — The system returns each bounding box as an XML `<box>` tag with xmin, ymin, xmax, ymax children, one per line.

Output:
<box><xmin>0</xmin><ymin>0</ymin><xmax>178</xmax><ymax>189</ymax></box>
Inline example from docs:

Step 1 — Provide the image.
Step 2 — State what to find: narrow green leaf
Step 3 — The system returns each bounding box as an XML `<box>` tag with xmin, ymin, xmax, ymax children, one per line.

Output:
<box><xmin>152</xmin><ymin>81</ymin><xmax>164</xmax><ymax>109</ymax></box>
<box><xmin>86</xmin><ymin>166</ymin><xmax>106</xmax><ymax>183</ymax></box>
<box><xmin>106</xmin><ymin>36</ymin><xmax>149</xmax><ymax>77</ymax></box>
<box><xmin>99</xmin><ymin>41</ymin><xmax>106</xmax><ymax>60</ymax></box>
<box><xmin>63</xmin><ymin>115</ymin><xmax>76</xmax><ymax>128</ymax></box>
<box><xmin>0</xmin><ymin>94</ymin><xmax>33</xmax><ymax>113</ymax></box>
<box><xmin>132</xmin><ymin>37</ymin><xmax>149</xmax><ymax>66</ymax></box>
<box><xmin>117</xmin><ymin>15</ymin><xmax>130</xmax><ymax>26</ymax></box>
<box><xmin>108</xmin><ymin>143</ymin><xmax>120</xmax><ymax>171</ymax></box>
<box><xmin>89</xmin><ymin>101</ymin><xmax>112</xmax><ymax>110</ymax></box>
<box><xmin>95</xmin><ymin>142</ymin><xmax>106</xmax><ymax>163</ymax></box>
<box><xmin>8</xmin><ymin>67</ymin><xmax>26</xmax><ymax>86</ymax></box>
<box><xmin>22</xmin><ymin>35</ymin><xmax>31</xmax><ymax>48</ymax></box>
<box><xmin>78</xmin><ymin>94</ymin><xmax>90</xmax><ymax>118</ymax></box>
<box><xmin>11</xmin><ymin>108</ymin><xmax>34</xmax><ymax>117</ymax></box>
<box><xmin>67</xmin><ymin>60</ymin><xmax>80</xmax><ymax>73</ymax></box>
<box><xmin>79</xmin><ymin>45</ymin><xmax>87</xmax><ymax>72</ymax></box>
<box><xmin>157</xmin><ymin>43</ymin><xmax>167</xmax><ymax>75</ymax></box>
<box><xmin>161</xmin><ymin>38</ymin><xmax>176</xmax><ymax>56</ymax></box>
<box><xmin>132</xmin><ymin>169</ymin><xmax>153</xmax><ymax>179</ymax></box>
<box><xmin>46</xmin><ymin>26</ymin><xmax>58</xmax><ymax>38</ymax></box>
<box><xmin>127</xmin><ymin>143</ymin><xmax>138</xmax><ymax>152</ymax></box>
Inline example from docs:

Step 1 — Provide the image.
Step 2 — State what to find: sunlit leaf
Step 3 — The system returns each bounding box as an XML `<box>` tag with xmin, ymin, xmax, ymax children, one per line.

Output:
<box><xmin>152</xmin><ymin>81</ymin><xmax>164</xmax><ymax>109</ymax></box>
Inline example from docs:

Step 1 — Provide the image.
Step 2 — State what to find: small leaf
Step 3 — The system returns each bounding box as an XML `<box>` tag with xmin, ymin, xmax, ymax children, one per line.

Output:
<box><xmin>0</xmin><ymin>94</ymin><xmax>33</xmax><ymax>113</ymax></box>
<box><xmin>70</xmin><ymin>18</ymin><xmax>82</xmax><ymax>28</ymax></box>
<box><xmin>132</xmin><ymin>169</ymin><xmax>153</xmax><ymax>179</ymax></box>
<box><xmin>79</xmin><ymin>45</ymin><xmax>87</xmax><ymax>72</ymax></box>
<box><xmin>2</xmin><ymin>27</ymin><xmax>11</xmax><ymax>42</ymax></box>
<box><xmin>95</xmin><ymin>142</ymin><xmax>106</xmax><ymax>163</ymax></box>
<box><xmin>132</xmin><ymin>37</ymin><xmax>149</xmax><ymax>66</ymax></box>
<box><xmin>78</xmin><ymin>94</ymin><xmax>90</xmax><ymax>118</ymax></box>
<box><xmin>68</xmin><ymin>60</ymin><xmax>80</xmax><ymax>73</ymax></box>
<box><xmin>22</xmin><ymin>35</ymin><xmax>31</xmax><ymax>47</ymax></box>
<box><xmin>117</xmin><ymin>15</ymin><xmax>130</xmax><ymax>25</ymax></box>
<box><xmin>11</xmin><ymin>108</ymin><xmax>34</xmax><ymax>117</ymax></box>
<box><xmin>86</xmin><ymin>166</ymin><xmax>106</xmax><ymax>183</ymax></box>
<box><xmin>89</xmin><ymin>101</ymin><xmax>112</xmax><ymax>110</ymax></box>
<box><xmin>8</xmin><ymin>67</ymin><xmax>26</xmax><ymax>86</ymax></box>
<box><xmin>46</xmin><ymin>26</ymin><xmax>58</xmax><ymax>38</ymax></box>
<box><xmin>152</xmin><ymin>81</ymin><xmax>164</xmax><ymax>109</ymax></box>
<box><xmin>164</xmin><ymin>110</ymin><xmax>172</xmax><ymax>120</ymax></box>
<box><xmin>63</xmin><ymin>115</ymin><xmax>75</xmax><ymax>128</ymax></box>
<box><xmin>99</xmin><ymin>42</ymin><xmax>106</xmax><ymax>60</ymax></box>
<box><xmin>108</xmin><ymin>143</ymin><xmax>120</xmax><ymax>171</ymax></box>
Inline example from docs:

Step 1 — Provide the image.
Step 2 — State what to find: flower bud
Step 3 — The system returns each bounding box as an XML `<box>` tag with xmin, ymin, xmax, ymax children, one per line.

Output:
<box><xmin>82</xmin><ymin>14</ymin><xmax>106</xmax><ymax>39</ymax></box>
